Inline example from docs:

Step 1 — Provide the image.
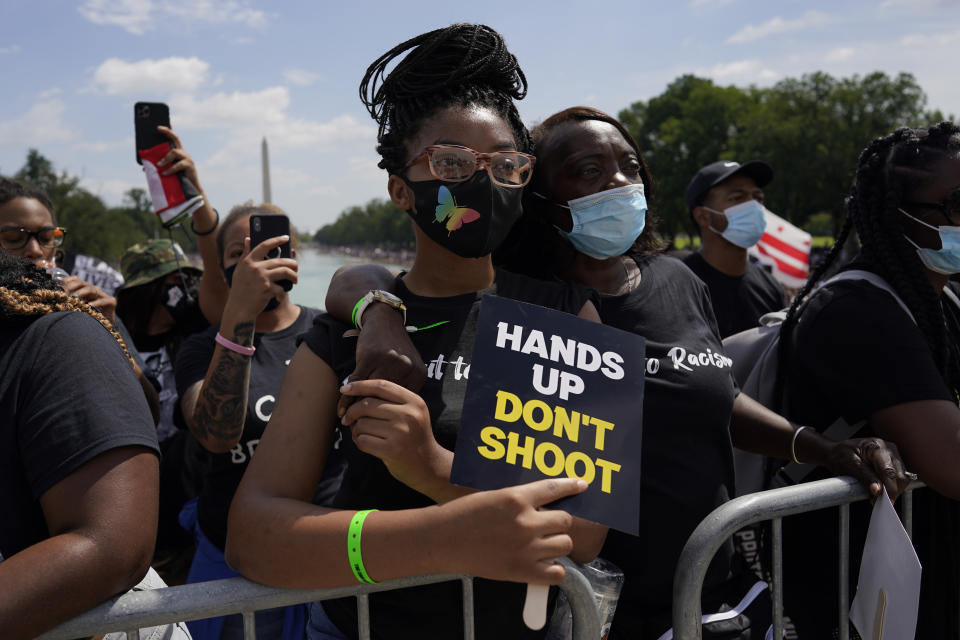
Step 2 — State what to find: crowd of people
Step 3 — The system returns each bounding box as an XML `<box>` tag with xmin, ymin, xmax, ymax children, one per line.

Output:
<box><xmin>2</xmin><ymin>22</ymin><xmax>958</xmax><ymax>640</ymax></box>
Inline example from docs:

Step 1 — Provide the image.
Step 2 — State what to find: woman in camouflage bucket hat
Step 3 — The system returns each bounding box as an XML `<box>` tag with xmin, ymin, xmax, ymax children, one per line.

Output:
<box><xmin>116</xmin><ymin>237</ymin><xmax>210</xmax><ymax>586</ymax></box>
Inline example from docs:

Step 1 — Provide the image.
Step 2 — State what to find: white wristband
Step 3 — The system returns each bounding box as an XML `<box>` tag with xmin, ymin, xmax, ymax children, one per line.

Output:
<box><xmin>790</xmin><ymin>426</ymin><xmax>809</xmax><ymax>464</ymax></box>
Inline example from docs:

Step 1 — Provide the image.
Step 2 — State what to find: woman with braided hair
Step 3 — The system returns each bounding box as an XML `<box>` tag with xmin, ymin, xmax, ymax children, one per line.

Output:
<box><xmin>779</xmin><ymin>121</ymin><xmax>960</xmax><ymax>638</ymax></box>
<box><xmin>322</xmin><ymin>102</ymin><xmax>915</xmax><ymax>638</ymax></box>
<box><xmin>228</xmin><ymin>24</ymin><xmax>605</xmax><ymax>640</ymax></box>
<box><xmin>0</xmin><ymin>251</ymin><xmax>161</xmax><ymax>639</ymax></box>
<box><xmin>0</xmin><ymin>176</ymin><xmax>162</xmax><ymax>420</ymax></box>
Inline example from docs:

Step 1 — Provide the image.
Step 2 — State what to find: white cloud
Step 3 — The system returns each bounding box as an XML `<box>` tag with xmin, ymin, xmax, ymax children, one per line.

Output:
<box><xmin>880</xmin><ymin>0</ymin><xmax>948</xmax><ymax>7</ymax></box>
<box><xmin>171</xmin><ymin>88</ymin><xmax>375</xmax><ymax>152</ymax></box>
<box><xmin>78</xmin><ymin>0</ymin><xmax>153</xmax><ymax>35</ymax></box>
<box><xmin>900</xmin><ymin>29</ymin><xmax>960</xmax><ymax>47</ymax></box>
<box><xmin>91</xmin><ymin>57</ymin><xmax>210</xmax><ymax>95</ymax></box>
<box><xmin>38</xmin><ymin>87</ymin><xmax>63</xmax><ymax>99</ymax></box>
<box><xmin>173</xmin><ymin>87</ymin><xmax>290</xmax><ymax>130</ymax></box>
<box><xmin>726</xmin><ymin>10</ymin><xmax>831</xmax><ymax>44</ymax></box>
<box><xmin>283</xmin><ymin>69</ymin><xmax>320</xmax><ymax>87</ymax></box>
<box><xmin>0</xmin><ymin>99</ymin><xmax>78</xmax><ymax>148</ymax></box>
<box><xmin>78</xmin><ymin>0</ymin><xmax>267</xmax><ymax>35</ymax></box>
<box><xmin>824</xmin><ymin>47</ymin><xmax>855</xmax><ymax>62</ymax></box>
<box><xmin>0</xmin><ymin>44</ymin><xmax>21</xmax><ymax>54</ymax></box>
<box><xmin>698</xmin><ymin>59</ymin><xmax>778</xmax><ymax>81</ymax></box>
<box><xmin>163</xmin><ymin>0</ymin><xmax>267</xmax><ymax>28</ymax></box>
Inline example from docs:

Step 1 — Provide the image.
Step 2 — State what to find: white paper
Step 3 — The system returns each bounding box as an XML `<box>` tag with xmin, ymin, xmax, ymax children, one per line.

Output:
<box><xmin>849</xmin><ymin>489</ymin><xmax>922</xmax><ymax>640</ymax></box>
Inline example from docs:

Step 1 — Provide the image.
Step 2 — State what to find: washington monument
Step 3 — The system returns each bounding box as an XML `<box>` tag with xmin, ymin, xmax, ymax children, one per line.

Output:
<box><xmin>261</xmin><ymin>137</ymin><xmax>272</xmax><ymax>204</ymax></box>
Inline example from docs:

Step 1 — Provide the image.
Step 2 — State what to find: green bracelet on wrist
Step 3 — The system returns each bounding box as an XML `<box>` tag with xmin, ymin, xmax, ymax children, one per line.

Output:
<box><xmin>348</xmin><ymin>509</ymin><xmax>378</xmax><ymax>584</ymax></box>
<box><xmin>351</xmin><ymin>296</ymin><xmax>366</xmax><ymax>330</ymax></box>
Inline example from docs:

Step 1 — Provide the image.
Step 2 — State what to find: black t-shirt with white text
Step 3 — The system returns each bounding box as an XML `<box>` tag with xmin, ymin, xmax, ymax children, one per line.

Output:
<box><xmin>595</xmin><ymin>254</ymin><xmax>739</xmax><ymax>638</ymax></box>
<box><xmin>0</xmin><ymin>312</ymin><xmax>158</xmax><ymax>560</ymax></box>
<box><xmin>174</xmin><ymin>306</ymin><xmax>342</xmax><ymax>550</ymax></box>
<box><xmin>301</xmin><ymin>269</ymin><xmax>594</xmax><ymax>640</ymax></box>
<box><xmin>683</xmin><ymin>251</ymin><xmax>786</xmax><ymax>339</ymax></box>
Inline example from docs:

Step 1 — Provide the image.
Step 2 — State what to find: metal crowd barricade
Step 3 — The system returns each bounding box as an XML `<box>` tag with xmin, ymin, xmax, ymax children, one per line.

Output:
<box><xmin>38</xmin><ymin>556</ymin><xmax>601</xmax><ymax>640</ymax></box>
<box><xmin>671</xmin><ymin>476</ymin><xmax>923</xmax><ymax>640</ymax></box>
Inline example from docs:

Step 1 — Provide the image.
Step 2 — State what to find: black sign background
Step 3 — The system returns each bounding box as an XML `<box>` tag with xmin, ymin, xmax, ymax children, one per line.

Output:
<box><xmin>451</xmin><ymin>295</ymin><xmax>645</xmax><ymax>535</ymax></box>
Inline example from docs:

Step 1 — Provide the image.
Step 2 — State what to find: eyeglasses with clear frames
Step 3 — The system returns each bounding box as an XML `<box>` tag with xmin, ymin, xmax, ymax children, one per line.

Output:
<box><xmin>0</xmin><ymin>226</ymin><xmax>66</xmax><ymax>250</ymax></box>
<box><xmin>405</xmin><ymin>144</ymin><xmax>535</xmax><ymax>188</ymax></box>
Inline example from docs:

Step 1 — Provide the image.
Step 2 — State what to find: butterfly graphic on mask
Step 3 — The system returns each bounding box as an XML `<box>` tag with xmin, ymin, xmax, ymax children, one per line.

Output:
<box><xmin>435</xmin><ymin>186</ymin><xmax>481</xmax><ymax>234</ymax></box>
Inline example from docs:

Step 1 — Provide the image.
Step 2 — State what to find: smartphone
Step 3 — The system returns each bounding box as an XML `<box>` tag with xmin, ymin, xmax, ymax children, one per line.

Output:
<box><xmin>134</xmin><ymin>102</ymin><xmax>171</xmax><ymax>165</ymax></box>
<box><xmin>249</xmin><ymin>214</ymin><xmax>293</xmax><ymax>291</ymax></box>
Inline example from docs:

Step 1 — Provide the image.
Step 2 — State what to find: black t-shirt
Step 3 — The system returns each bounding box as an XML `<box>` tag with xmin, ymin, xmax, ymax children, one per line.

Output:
<box><xmin>683</xmin><ymin>251</ymin><xmax>786</xmax><ymax>339</ymax></box>
<box><xmin>594</xmin><ymin>255</ymin><xmax>739</xmax><ymax>639</ymax></box>
<box><xmin>786</xmin><ymin>267</ymin><xmax>953</xmax><ymax>428</ymax></box>
<box><xmin>0</xmin><ymin>312</ymin><xmax>159</xmax><ymax>560</ymax></box>
<box><xmin>174</xmin><ymin>306</ymin><xmax>341</xmax><ymax>550</ymax></box>
<box><xmin>780</xmin><ymin>262</ymin><xmax>959</xmax><ymax>638</ymax></box>
<box><xmin>301</xmin><ymin>269</ymin><xmax>594</xmax><ymax>640</ymax></box>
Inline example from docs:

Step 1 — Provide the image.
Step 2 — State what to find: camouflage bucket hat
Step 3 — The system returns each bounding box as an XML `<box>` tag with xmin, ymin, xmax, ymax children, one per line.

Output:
<box><xmin>117</xmin><ymin>238</ymin><xmax>202</xmax><ymax>291</ymax></box>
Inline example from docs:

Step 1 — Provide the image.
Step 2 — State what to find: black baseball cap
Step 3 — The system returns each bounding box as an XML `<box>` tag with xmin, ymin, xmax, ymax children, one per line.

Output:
<box><xmin>685</xmin><ymin>160</ymin><xmax>773</xmax><ymax>211</ymax></box>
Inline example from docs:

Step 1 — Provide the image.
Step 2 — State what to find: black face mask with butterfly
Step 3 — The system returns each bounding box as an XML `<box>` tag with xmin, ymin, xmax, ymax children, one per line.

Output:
<box><xmin>402</xmin><ymin>171</ymin><xmax>523</xmax><ymax>259</ymax></box>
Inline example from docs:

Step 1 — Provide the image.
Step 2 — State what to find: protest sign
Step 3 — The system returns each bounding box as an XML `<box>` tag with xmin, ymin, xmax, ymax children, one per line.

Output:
<box><xmin>60</xmin><ymin>252</ymin><xmax>125</xmax><ymax>296</ymax></box>
<box><xmin>451</xmin><ymin>295</ymin><xmax>645</xmax><ymax>536</ymax></box>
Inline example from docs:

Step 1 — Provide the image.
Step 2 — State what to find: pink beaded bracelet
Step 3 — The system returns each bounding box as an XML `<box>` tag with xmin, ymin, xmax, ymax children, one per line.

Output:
<box><xmin>215</xmin><ymin>332</ymin><xmax>255</xmax><ymax>356</ymax></box>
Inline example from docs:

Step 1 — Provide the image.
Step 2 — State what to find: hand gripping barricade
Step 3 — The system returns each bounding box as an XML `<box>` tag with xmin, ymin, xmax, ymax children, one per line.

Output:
<box><xmin>671</xmin><ymin>476</ymin><xmax>926</xmax><ymax>640</ymax></box>
<box><xmin>721</xmin><ymin>269</ymin><xmax>931</xmax><ymax>496</ymax></box>
<box><xmin>38</xmin><ymin>558</ymin><xmax>602</xmax><ymax>640</ymax></box>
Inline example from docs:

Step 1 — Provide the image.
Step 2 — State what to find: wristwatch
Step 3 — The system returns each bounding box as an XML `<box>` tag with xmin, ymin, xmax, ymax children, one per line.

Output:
<box><xmin>354</xmin><ymin>289</ymin><xmax>407</xmax><ymax>330</ymax></box>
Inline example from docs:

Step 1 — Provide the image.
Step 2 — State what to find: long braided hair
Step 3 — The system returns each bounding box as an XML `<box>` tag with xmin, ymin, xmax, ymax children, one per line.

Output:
<box><xmin>0</xmin><ymin>252</ymin><xmax>135</xmax><ymax>366</ymax></box>
<box><xmin>359</xmin><ymin>23</ymin><xmax>531</xmax><ymax>175</ymax></box>
<box><xmin>781</xmin><ymin>122</ymin><xmax>960</xmax><ymax>637</ymax></box>
<box><xmin>781</xmin><ymin>121</ymin><xmax>960</xmax><ymax>395</ymax></box>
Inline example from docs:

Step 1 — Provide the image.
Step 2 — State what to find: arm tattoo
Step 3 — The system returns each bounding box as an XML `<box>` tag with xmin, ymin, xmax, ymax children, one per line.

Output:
<box><xmin>191</xmin><ymin>321</ymin><xmax>255</xmax><ymax>445</ymax></box>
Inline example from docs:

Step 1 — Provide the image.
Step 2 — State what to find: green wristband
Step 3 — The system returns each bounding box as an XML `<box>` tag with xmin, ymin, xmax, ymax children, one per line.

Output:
<box><xmin>351</xmin><ymin>296</ymin><xmax>366</xmax><ymax>329</ymax></box>
<box><xmin>348</xmin><ymin>509</ymin><xmax>378</xmax><ymax>584</ymax></box>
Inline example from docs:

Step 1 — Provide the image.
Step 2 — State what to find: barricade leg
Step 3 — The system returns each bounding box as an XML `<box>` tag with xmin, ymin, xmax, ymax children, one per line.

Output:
<box><xmin>838</xmin><ymin>503</ymin><xmax>849</xmax><ymax>640</ymax></box>
<box><xmin>771</xmin><ymin>518</ymin><xmax>783</xmax><ymax>639</ymax></box>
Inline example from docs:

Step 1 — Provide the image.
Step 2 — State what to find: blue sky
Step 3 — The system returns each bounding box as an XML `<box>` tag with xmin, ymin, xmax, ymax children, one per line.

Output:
<box><xmin>1</xmin><ymin>0</ymin><xmax>958</xmax><ymax>234</ymax></box>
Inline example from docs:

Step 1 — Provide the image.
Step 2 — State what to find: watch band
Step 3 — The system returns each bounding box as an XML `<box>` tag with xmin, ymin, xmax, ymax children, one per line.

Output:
<box><xmin>353</xmin><ymin>290</ymin><xmax>407</xmax><ymax>330</ymax></box>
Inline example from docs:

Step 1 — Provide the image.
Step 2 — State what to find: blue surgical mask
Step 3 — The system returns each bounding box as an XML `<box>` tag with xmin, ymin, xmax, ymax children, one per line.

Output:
<box><xmin>535</xmin><ymin>184</ymin><xmax>647</xmax><ymax>259</ymax></box>
<box><xmin>706</xmin><ymin>200</ymin><xmax>768</xmax><ymax>249</ymax></box>
<box><xmin>899</xmin><ymin>208</ymin><xmax>960</xmax><ymax>275</ymax></box>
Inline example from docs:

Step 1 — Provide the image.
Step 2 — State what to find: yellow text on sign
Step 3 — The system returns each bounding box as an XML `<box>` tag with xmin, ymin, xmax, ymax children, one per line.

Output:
<box><xmin>476</xmin><ymin>390</ymin><xmax>623</xmax><ymax>493</ymax></box>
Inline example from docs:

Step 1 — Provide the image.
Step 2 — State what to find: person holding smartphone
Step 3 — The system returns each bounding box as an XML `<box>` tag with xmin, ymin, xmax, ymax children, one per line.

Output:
<box><xmin>150</xmin><ymin>125</ymin><xmax>227</xmax><ymax>325</ymax></box>
<box><xmin>173</xmin><ymin>202</ymin><xmax>345</xmax><ymax>640</ymax></box>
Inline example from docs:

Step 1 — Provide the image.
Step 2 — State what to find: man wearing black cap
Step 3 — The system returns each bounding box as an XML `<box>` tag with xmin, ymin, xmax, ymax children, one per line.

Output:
<box><xmin>682</xmin><ymin>160</ymin><xmax>786</xmax><ymax>338</ymax></box>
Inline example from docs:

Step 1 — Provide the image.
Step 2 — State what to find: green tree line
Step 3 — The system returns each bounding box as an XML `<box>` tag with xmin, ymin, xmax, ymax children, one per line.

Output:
<box><xmin>312</xmin><ymin>198</ymin><xmax>414</xmax><ymax>249</ymax></box>
<box><xmin>3</xmin><ymin>150</ymin><xmax>197</xmax><ymax>265</ymax></box>
<box><xmin>618</xmin><ymin>71</ymin><xmax>949</xmax><ymax>238</ymax></box>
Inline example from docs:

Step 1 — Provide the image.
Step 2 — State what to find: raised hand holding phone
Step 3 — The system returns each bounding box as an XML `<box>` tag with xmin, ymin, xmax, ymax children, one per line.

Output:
<box><xmin>249</xmin><ymin>214</ymin><xmax>293</xmax><ymax>292</ymax></box>
<box><xmin>133</xmin><ymin>101</ymin><xmax>204</xmax><ymax>227</ymax></box>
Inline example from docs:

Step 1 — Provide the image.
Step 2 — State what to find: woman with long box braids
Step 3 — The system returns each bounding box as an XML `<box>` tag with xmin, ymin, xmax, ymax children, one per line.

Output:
<box><xmin>226</xmin><ymin>24</ymin><xmax>606</xmax><ymax>640</ymax></box>
<box><xmin>778</xmin><ymin>122</ymin><xmax>960</xmax><ymax>638</ymax></box>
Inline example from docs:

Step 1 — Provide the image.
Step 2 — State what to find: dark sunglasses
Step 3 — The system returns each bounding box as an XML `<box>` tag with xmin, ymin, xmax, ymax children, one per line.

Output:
<box><xmin>0</xmin><ymin>226</ymin><xmax>66</xmax><ymax>250</ymax></box>
<box><xmin>902</xmin><ymin>188</ymin><xmax>960</xmax><ymax>226</ymax></box>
